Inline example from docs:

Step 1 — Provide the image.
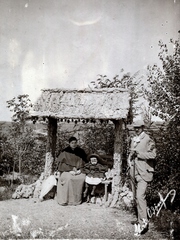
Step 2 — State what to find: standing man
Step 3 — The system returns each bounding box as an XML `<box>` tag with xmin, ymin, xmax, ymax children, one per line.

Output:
<box><xmin>127</xmin><ymin>120</ymin><xmax>156</xmax><ymax>236</ymax></box>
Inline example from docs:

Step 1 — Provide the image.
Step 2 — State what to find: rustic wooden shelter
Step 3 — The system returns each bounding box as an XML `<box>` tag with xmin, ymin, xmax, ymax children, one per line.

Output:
<box><xmin>30</xmin><ymin>87</ymin><xmax>132</xmax><ymax>206</ymax></box>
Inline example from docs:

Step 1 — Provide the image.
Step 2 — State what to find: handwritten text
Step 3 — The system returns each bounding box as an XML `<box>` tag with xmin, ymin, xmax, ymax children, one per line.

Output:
<box><xmin>147</xmin><ymin>189</ymin><xmax>176</xmax><ymax>218</ymax></box>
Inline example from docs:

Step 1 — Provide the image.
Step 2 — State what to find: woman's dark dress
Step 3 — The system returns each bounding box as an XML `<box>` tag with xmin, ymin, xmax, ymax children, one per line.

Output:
<box><xmin>56</xmin><ymin>151</ymin><xmax>86</xmax><ymax>205</ymax></box>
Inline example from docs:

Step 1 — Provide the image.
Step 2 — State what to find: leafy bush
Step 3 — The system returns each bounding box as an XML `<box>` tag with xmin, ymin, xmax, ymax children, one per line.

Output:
<box><xmin>145</xmin><ymin>35</ymin><xmax>180</xmax><ymax>212</ymax></box>
<box><xmin>152</xmin><ymin>209</ymin><xmax>180</xmax><ymax>240</ymax></box>
<box><xmin>0</xmin><ymin>177</ymin><xmax>19</xmax><ymax>200</ymax></box>
<box><xmin>56</xmin><ymin>121</ymin><xmax>115</xmax><ymax>156</ymax></box>
<box><xmin>146</xmin><ymin>124</ymin><xmax>180</xmax><ymax>211</ymax></box>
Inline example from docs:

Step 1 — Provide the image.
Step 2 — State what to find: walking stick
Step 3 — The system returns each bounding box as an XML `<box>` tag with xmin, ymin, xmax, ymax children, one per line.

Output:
<box><xmin>132</xmin><ymin>157</ymin><xmax>137</xmax><ymax>207</ymax></box>
<box><xmin>127</xmin><ymin>156</ymin><xmax>137</xmax><ymax>207</ymax></box>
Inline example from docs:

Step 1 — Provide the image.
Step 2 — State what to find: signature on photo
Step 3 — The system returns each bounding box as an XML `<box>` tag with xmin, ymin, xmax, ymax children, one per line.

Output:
<box><xmin>147</xmin><ymin>189</ymin><xmax>176</xmax><ymax>218</ymax></box>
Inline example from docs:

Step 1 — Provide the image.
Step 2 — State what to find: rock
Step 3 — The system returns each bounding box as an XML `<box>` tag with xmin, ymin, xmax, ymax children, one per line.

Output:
<box><xmin>12</xmin><ymin>172</ymin><xmax>46</xmax><ymax>200</ymax></box>
<box><xmin>90</xmin><ymin>196</ymin><xmax>96</xmax><ymax>204</ymax></box>
<box><xmin>110</xmin><ymin>191</ymin><xmax>119</xmax><ymax>208</ymax></box>
<box><xmin>0</xmin><ymin>186</ymin><xmax>6</xmax><ymax>193</ymax></box>
<box><xmin>12</xmin><ymin>184</ymin><xmax>23</xmax><ymax>199</ymax></box>
<box><xmin>105</xmin><ymin>193</ymin><xmax>112</xmax><ymax>207</ymax></box>
<box><xmin>33</xmin><ymin>173</ymin><xmax>45</xmax><ymax>198</ymax></box>
<box><xmin>127</xmin><ymin>191</ymin><xmax>133</xmax><ymax>200</ymax></box>
<box><xmin>123</xmin><ymin>196</ymin><xmax>133</xmax><ymax>208</ymax></box>
<box><xmin>30</xmin><ymin>228</ymin><xmax>43</xmax><ymax>239</ymax></box>
<box><xmin>96</xmin><ymin>197</ymin><xmax>102</xmax><ymax>206</ymax></box>
<box><xmin>12</xmin><ymin>184</ymin><xmax>35</xmax><ymax>199</ymax></box>
<box><xmin>120</xmin><ymin>191</ymin><xmax>128</xmax><ymax>197</ymax></box>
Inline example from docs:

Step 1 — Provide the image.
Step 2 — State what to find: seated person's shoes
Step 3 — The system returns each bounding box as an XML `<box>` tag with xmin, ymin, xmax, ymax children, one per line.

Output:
<box><xmin>61</xmin><ymin>203</ymin><xmax>68</xmax><ymax>206</ymax></box>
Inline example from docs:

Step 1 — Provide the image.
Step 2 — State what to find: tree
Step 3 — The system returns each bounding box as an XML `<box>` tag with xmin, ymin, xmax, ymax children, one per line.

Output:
<box><xmin>145</xmin><ymin>36</ymin><xmax>180</xmax><ymax>122</ymax></box>
<box><xmin>91</xmin><ymin>70</ymin><xmax>145</xmax><ymax>123</ymax></box>
<box><xmin>6</xmin><ymin>95</ymin><xmax>34</xmax><ymax>175</ymax></box>
<box><xmin>7</xmin><ymin>94</ymin><xmax>33</xmax><ymax>129</ymax></box>
<box><xmin>0</xmin><ymin>132</ymin><xmax>14</xmax><ymax>175</ymax></box>
<box><xmin>8</xmin><ymin>125</ymin><xmax>35</xmax><ymax>175</ymax></box>
<box><xmin>145</xmin><ymin>34</ymin><xmax>180</xmax><ymax>209</ymax></box>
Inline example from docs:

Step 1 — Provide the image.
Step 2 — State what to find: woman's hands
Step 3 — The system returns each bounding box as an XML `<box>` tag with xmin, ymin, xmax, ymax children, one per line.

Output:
<box><xmin>76</xmin><ymin>169</ymin><xmax>81</xmax><ymax>175</ymax></box>
<box><xmin>70</xmin><ymin>167</ymin><xmax>81</xmax><ymax>175</ymax></box>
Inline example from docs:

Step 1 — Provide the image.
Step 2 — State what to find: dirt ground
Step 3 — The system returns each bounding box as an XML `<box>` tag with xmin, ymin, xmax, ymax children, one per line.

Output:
<box><xmin>0</xmin><ymin>198</ymin><xmax>169</xmax><ymax>240</ymax></box>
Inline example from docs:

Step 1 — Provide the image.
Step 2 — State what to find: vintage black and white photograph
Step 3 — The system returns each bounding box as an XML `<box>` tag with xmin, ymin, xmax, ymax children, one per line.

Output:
<box><xmin>0</xmin><ymin>0</ymin><xmax>180</xmax><ymax>239</ymax></box>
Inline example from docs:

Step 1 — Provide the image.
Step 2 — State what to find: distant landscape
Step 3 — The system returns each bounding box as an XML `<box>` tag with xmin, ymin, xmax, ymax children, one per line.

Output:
<box><xmin>0</xmin><ymin>121</ymin><xmax>47</xmax><ymax>135</ymax></box>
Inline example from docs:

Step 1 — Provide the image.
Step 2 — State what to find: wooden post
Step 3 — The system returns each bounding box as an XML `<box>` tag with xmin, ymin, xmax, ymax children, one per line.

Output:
<box><xmin>110</xmin><ymin>119</ymin><xmax>123</xmax><ymax>207</ymax></box>
<box><xmin>32</xmin><ymin>117</ymin><xmax>57</xmax><ymax>199</ymax></box>
<box><xmin>44</xmin><ymin>117</ymin><xmax>57</xmax><ymax>177</ymax></box>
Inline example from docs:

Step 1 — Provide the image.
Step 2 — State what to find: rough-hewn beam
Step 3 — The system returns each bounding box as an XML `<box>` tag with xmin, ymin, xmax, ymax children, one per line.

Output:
<box><xmin>44</xmin><ymin>117</ymin><xmax>57</xmax><ymax>177</ymax></box>
<box><xmin>110</xmin><ymin>119</ymin><xmax>123</xmax><ymax>207</ymax></box>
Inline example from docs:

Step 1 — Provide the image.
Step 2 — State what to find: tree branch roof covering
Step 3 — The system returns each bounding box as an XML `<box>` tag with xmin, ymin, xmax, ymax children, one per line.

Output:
<box><xmin>30</xmin><ymin>88</ymin><xmax>131</xmax><ymax>120</ymax></box>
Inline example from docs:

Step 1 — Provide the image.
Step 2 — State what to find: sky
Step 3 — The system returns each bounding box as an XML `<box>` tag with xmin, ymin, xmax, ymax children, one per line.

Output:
<box><xmin>0</xmin><ymin>0</ymin><xmax>180</xmax><ymax>121</ymax></box>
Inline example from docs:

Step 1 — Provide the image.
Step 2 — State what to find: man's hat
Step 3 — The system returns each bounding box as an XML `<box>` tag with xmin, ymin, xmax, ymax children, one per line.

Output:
<box><xmin>132</xmin><ymin>119</ymin><xmax>145</xmax><ymax>128</ymax></box>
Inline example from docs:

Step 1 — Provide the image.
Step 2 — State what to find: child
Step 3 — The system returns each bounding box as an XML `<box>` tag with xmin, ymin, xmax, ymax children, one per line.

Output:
<box><xmin>82</xmin><ymin>153</ymin><xmax>108</xmax><ymax>198</ymax></box>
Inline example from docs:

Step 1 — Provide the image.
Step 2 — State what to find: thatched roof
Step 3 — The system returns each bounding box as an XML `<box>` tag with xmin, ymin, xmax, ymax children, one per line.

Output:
<box><xmin>30</xmin><ymin>88</ymin><xmax>131</xmax><ymax>120</ymax></box>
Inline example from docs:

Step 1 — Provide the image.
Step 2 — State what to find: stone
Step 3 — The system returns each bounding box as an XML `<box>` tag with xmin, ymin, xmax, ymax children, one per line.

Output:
<box><xmin>0</xmin><ymin>186</ymin><xmax>6</xmax><ymax>193</ymax></box>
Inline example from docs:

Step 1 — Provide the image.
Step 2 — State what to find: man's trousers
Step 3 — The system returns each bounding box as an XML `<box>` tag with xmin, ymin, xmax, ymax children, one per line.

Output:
<box><xmin>135</xmin><ymin>174</ymin><xmax>148</xmax><ymax>225</ymax></box>
<box><xmin>129</xmin><ymin>166</ymin><xmax>148</xmax><ymax>226</ymax></box>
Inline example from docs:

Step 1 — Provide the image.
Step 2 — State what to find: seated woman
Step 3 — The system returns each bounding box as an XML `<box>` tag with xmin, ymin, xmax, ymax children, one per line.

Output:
<box><xmin>56</xmin><ymin>137</ymin><xmax>87</xmax><ymax>206</ymax></box>
<box><xmin>82</xmin><ymin>153</ymin><xmax>108</xmax><ymax>199</ymax></box>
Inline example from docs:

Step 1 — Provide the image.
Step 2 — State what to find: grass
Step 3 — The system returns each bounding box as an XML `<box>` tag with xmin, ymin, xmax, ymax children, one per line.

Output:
<box><xmin>0</xmin><ymin>225</ymin><xmax>55</xmax><ymax>239</ymax></box>
<box><xmin>1</xmin><ymin>177</ymin><xmax>180</xmax><ymax>239</ymax></box>
<box><xmin>0</xmin><ymin>178</ymin><xmax>15</xmax><ymax>201</ymax></box>
<box><xmin>152</xmin><ymin>209</ymin><xmax>180</xmax><ymax>240</ymax></box>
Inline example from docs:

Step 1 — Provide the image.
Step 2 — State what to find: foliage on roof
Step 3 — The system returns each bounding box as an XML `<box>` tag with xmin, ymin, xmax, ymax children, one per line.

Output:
<box><xmin>30</xmin><ymin>88</ymin><xmax>131</xmax><ymax>120</ymax></box>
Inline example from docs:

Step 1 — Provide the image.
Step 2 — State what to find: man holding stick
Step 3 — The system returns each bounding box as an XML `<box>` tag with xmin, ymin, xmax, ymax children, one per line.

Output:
<box><xmin>127</xmin><ymin>120</ymin><xmax>156</xmax><ymax>236</ymax></box>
